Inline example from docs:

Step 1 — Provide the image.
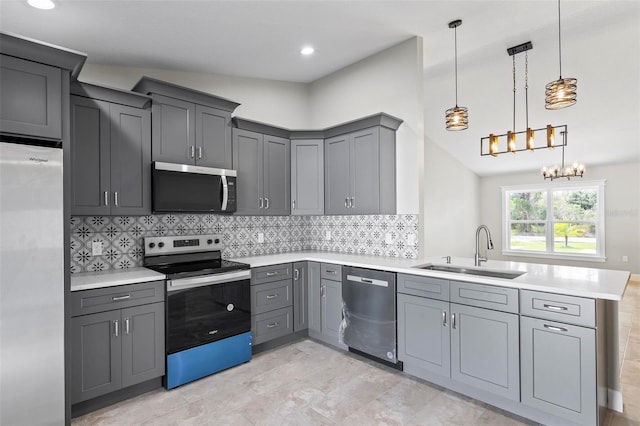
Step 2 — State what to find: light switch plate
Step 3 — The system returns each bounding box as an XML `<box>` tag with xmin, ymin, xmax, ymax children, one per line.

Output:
<box><xmin>406</xmin><ymin>234</ymin><xmax>416</xmax><ymax>245</ymax></box>
<box><xmin>91</xmin><ymin>241</ymin><xmax>103</xmax><ymax>256</ymax></box>
<box><xmin>385</xmin><ymin>233</ymin><xmax>393</xmax><ymax>244</ymax></box>
<box><xmin>257</xmin><ymin>232</ymin><xmax>264</xmax><ymax>244</ymax></box>
<box><xmin>325</xmin><ymin>230</ymin><xmax>332</xmax><ymax>241</ymax></box>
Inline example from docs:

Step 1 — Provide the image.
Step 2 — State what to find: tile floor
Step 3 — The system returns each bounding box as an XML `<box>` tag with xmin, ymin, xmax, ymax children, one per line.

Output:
<box><xmin>73</xmin><ymin>280</ymin><xmax>640</xmax><ymax>426</ymax></box>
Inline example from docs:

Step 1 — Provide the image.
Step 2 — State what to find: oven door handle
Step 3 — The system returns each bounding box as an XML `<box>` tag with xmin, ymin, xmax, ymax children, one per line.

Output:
<box><xmin>167</xmin><ymin>270</ymin><xmax>251</xmax><ymax>292</ymax></box>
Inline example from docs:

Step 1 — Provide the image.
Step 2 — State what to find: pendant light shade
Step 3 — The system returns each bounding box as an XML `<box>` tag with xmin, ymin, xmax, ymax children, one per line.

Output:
<box><xmin>545</xmin><ymin>0</ymin><xmax>577</xmax><ymax>109</ymax></box>
<box><xmin>446</xmin><ymin>19</ymin><xmax>468</xmax><ymax>131</ymax></box>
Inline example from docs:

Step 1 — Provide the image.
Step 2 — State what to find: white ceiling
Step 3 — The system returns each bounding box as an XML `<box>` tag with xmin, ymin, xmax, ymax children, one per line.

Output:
<box><xmin>2</xmin><ymin>0</ymin><xmax>639</xmax><ymax>176</ymax></box>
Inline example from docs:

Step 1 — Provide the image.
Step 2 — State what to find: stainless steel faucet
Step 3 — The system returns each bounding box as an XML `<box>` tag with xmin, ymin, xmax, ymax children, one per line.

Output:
<box><xmin>475</xmin><ymin>225</ymin><xmax>494</xmax><ymax>266</ymax></box>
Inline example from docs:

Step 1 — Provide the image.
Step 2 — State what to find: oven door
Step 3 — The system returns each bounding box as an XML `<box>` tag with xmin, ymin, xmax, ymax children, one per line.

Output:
<box><xmin>166</xmin><ymin>270</ymin><xmax>250</xmax><ymax>354</ymax></box>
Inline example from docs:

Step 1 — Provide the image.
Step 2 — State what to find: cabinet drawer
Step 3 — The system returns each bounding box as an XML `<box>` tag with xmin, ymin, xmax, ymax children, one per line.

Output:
<box><xmin>397</xmin><ymin>273</ymin><xmax>449</xmax><ymax>301</ymax></box>
<box><xmin>71</xmin><ymin>281</ymin><xmax>165</xmax><ymax>317</ymax></box>
<box><xmin>321</xmin><ymin>263</ymin><xmax>342</xmax><ymax>281</ymax></box>
<box><xmin>251</xmin><ymin>279</ymin><xmax>292</xmax><ymax>315</ymax></box>
<box><xmin>520</xmin><ymin>290</ymin><xmax>595</xmax><ymax>328</ymax></box>
<box><xmin>252</xmin><ymin>307</ymin><xmax>293</xmax><ymax>345</ymax></box>
<box><xmin>252</xmin><ymin>263</ymin><xmax>292</xmax><ymax>285</ymax></box>
<box><xmin>450</xmin><ymin>281</ymin><xmax>518</xmax><ymax>313</ymax></box>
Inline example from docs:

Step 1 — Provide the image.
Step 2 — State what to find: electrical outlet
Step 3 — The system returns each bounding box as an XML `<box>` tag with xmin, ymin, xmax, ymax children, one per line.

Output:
<box><xmin>406</xmin><ymin>234</ymin><xmax>416</xmax><ymax>245</ymax></box>
<box><xmin>257</xmin><ymin>232</ymin><xmax>264</xmax><ymax>244</ymax></box>
<box><xmin>325</xmin><ymin>230</ymin><xmax>332</xmax><ymax>241</ymax></box>
<box><xmin>385</xmin><ymin>233</ymin><xmax>393</xmax><ymax>244</ymax></box>
<box><xmin>91</xmin><ymin>241</ymin><xmax>103</xmax><ymax>256</ymax></box>
<box><xmin>622</xmin><ymin>255</ymin><xmax>629</xmax><ymax>262</ymax></box>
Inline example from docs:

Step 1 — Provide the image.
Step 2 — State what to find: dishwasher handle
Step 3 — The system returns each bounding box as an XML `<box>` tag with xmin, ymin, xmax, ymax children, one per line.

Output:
<box><xmin>346</xmin><ymin>274</ymin><xmax>389</xmax><ymax>288</ymax></box>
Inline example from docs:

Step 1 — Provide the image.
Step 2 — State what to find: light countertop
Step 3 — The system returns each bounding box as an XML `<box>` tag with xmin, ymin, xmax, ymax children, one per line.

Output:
<box><xmin>70</xmin><ymin>267</ymin><xmax>166</xmax><ymax>292</ymax></box>
<box><xmin>229</xmin><ymin>251</ymin><xmax>631</xmax><ymax>301</ymax></box>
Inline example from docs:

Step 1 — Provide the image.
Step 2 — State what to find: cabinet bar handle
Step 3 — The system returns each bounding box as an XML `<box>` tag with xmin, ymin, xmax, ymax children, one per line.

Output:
<box><xmin>190</xmin><ymin>145</ymin><xmax>195</xmax><ymax>158</ymax></box>
<box><xmin>112</xmin><ymin>294</ymin><xmax>131</xmax><ymax>301</ymax></box>
<box><xmin>321</xmin><ymin>285</ymin><xmax>325</xmax><ymax>297</ymax></box>
<box><xmin>114</xmin><ymin>191</ymin><xmax>118</xmax><ymax>206</ymax></box>
<box><xmin>543</xmin><ymin>324</ymin><xmax>568</xmax><ymax>332</ymax></box>
<box><xmin>543</xmin><ymin>304</ymin><xmax>568</xmax><ymax>311</ymax></box>
<box><xmin>125</xmin><ymin>317</ymin><xmax>130</xmax><ymax>335</ymax></box>
<box><xmin>104</xmin><ymin>191</ymin><xmax>109</xmax><ymax>206</ymax></box>
<box><xmin>266</xmin><ymin>322</ymin><xmax>280</xmax><ymax>329</ymax></box>
<box><xmin>345</xmin><ymin>197</ymin><xmax>349</xmax><ymax>208</ymax></box>
<box><xmin>113</xmin><ymin>320</ymin><xmax>119</xmax><ymax>337</ymax></box>
<box><xmin>197</xmin><ymin>146</ymin><xmax>203</xmax><ymax>159</ymax></box>
<box><xmin>292</xmin><ymin>199</ymin><xmax>296</xmax><ymax>210</ymax></box>
<box><xmin>266</xmin><ymin>294</ymin><xmax>279</xmax><ymax>299</ymax></box>
<box><xmin>294</xmin><ymin>268</ymin><xmax>299</xmax><ymax>281</ymax></box>
<box><xmin>266</xmin><ymin>271</ymin><xmax>278</xmax><ymax>277</ymax></box>
<box><xmin>451</xmin><ymin>313</ymin><xmax>456</xmax><ymax>329</ymax></box>
<box><xmin>351</xmin><ymin>196</ymin><xmax>355</xmax><ymax>208</ymax></box>
<box><xmin>443</xmin><ymin>311</ymin><xmax>447</xmax><ymax>327</ymax></box>
<box><xmin>265</xmin><ymin>197</ymin><xmax>270</xmax><ymax>209</ymax></box>
<box><xmin>259</xmin><ymin>197</ymin><xmax>264</xmax><ymax>209</ymax></box>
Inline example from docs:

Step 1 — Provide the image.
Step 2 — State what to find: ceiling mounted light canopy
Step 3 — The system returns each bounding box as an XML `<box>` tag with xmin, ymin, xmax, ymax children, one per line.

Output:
<box><xmin>27</xmin><ymin>0</ymin><xmax>55</xmax><ymax>9</ymax></box>
<box><xmin>445</xmin><ymin>19</ymin><xmax>468</xmax><ymax>131</ymax></box>
<box><xmin>545</xmin><ymin>0</ymin><xmax>577</xmax><ymax>109</ymax></box>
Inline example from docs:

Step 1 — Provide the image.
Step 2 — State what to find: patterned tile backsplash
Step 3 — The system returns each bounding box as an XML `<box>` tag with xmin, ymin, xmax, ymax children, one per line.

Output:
<box><xmin>70</xmin><ymin>214</ymin><xmax>419</xmax><ymax>273</ymax></box>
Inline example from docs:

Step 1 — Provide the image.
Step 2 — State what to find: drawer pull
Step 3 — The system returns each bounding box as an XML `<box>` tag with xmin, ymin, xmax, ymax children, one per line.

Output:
<box><xmin>266</xmin><ymin>271</ymin><xmax>279</xmax><ymax>277</ymax></box>
<box><xmin>544</xmin><ymin>324</ymin><xmax>568</xmax><ymax>332</ymax></box>
<box><xmin>112</xmin><ymin>294</ymin><xmax>131</xmax><ymax>301</ymax></box>
<box><xmin>326</xmin><ymin>270</ymin><xmax>337</xmax><ymax>275</ymax></box>
<box><xmin>543</xmin><ymin>304</ymin><xmax>568</xmax><ymax>311</ymax></box>
<box><xmin>442</xmin><ymin>311</ymin><xmax>447</xmax><ymax>327</ymax></box>
<box><xmin>266</xmin><ymin>322</ymin><xmax>280</xmax><ymax>329</ymax></box>
<box><xmin>266</xmin><ymin>294</ymin><xmax>279</xmax><ymax>299</ymax></box>
<box><xmin>294</xmin><ymin>268</ymin><xmax>299</xmax><ymax>281</ymax></box>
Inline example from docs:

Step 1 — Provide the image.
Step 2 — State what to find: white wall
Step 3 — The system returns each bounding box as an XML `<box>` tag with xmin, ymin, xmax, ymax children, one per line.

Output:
<box><xmin>423</xmin><ymin>141</ymin><xmax>480</xmax><ymax>257</ymax></box>
<box><xmin>78</xmin><ymin>64</ymin><xmax>310</xmax><ymax>128</ymax></box>
<box><xmin>479</xmin><ymin>161</ymin><xmax>640</xmax><ymax>273</ymax></box>
<box><xmin>308</xmin><ymin>37</ymin><xmax>424</xmax><ymax>216</ymax></box>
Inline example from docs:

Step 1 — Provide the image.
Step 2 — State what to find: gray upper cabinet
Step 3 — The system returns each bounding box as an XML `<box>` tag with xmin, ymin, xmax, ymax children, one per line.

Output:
<box><xmin>0</xmin><ymin>55</ymin><xmax>62</xmax><ymax>140</ymax></box>
<box><xmin>291</xmin><ymin>139</ymin><xmax>324</xmax><ymax>215</ymax></box>
<box><xmin>132</xmin><ymin>76</ymin><xmax>239</xmax><ymax>170</ymax></box>
<box><xmin>324</xmin><ymin>114</ymin><xmax>402</xmax><ymax>215</ymax></box>
<box><xmin>70</xmin><ymin>84</ymin><xmax>152</xmax><ymax>216</ymax></box>
<box><xmin>232</xmin><ymin>124</ymin><xmax>290</xmax><ymax>216</ymax></box>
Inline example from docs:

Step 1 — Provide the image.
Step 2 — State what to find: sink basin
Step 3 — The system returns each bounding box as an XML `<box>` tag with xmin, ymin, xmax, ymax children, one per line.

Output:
<box><xmin>415</xmin><ymin>264</ymin><xmax>525</xmax><ymax>280</ymax></box>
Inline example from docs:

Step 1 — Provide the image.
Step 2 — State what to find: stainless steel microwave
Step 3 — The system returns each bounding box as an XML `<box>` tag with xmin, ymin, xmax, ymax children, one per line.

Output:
<box><xmin>152</xmin><ymin>162</ymin><xmax>237</xmax><ymax>213</ymax></box>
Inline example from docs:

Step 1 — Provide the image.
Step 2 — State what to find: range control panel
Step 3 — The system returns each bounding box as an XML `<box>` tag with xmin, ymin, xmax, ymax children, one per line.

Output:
<box><xmin>144</xmin><ymin>234</ymin><xmax>223</xmax><ymax>256</ymax></box>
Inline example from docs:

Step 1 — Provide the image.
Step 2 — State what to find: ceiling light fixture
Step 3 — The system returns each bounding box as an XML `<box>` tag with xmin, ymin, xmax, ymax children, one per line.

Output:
<box><xmin>541</xmin><ymin>130</ymin><xmax>585</xmax><ymax>180</ymax></box>
<box><xmin>545</xmin><ymin>0</ymin><xmax>577</xmax><ymax>109</ymax></box>
<box><xmin>27</xmin><ymin>0</ymin><xmax>55</xmax><ymax>9</ymax></box>
<box><xmin>300</xmin><ymin>46</ymin><xmax>314</xmax><ymax>56</ymax></box>
<box><xmin>445</xmin><ymin>19</ymin><xmax>468</xmax><ymax>131</ymax></box>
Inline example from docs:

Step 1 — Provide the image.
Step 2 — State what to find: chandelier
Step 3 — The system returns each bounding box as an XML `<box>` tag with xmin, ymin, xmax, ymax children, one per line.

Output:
<box><xmin>541</xmin><ymin>130</ymin><xmax>585</xmax><ymax>180</ymax></box>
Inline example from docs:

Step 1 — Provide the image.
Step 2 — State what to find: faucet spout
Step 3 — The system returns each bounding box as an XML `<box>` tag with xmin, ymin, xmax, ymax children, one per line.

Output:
<box><xmin>475</xmin><ymin>225</ymin><xmax>494</xmax><ymax>266</ymax></box>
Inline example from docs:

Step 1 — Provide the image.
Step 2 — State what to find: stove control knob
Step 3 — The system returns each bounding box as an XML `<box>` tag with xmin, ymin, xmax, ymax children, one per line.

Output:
<box><xmin>207</xmin><ymin>239</ymin><xmax>213</xmax><ymax>245</ymax></box>
<box><xmin>214</xmin><ymin>238</ymin><xmax>220</xmax><ymax>244</ymax></box>
<box><xmin>158</xmin><ymin>242</ymin><xmax>165</xmax><ymax>248</ymax></box>
<box><xmin>149</xmin><ymin>243</ymin><xmax>156</xmax><ymax>249</ymax></box>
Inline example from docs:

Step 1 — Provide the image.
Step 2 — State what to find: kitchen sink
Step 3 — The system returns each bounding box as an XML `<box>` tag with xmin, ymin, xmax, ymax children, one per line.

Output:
<box><xmin>415</xmin><ymin>264</ymin><xmax>525</xmax><ymax>280</ymax></box>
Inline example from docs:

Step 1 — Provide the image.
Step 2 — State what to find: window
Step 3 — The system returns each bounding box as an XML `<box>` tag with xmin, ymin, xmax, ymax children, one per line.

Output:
<box><xmin>502</xmin><ymin>180</ymin><xmax>605</xmax><ymax>261</ymax></box>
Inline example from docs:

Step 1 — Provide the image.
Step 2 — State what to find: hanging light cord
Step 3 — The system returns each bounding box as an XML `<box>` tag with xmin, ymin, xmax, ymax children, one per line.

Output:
<box><xmin>512</xmin><ymin>55</ymin><xmax>516</xmax><ymax>132</ymax></box>
<box><xmin>525</xmin><ymin>52</ymin><xmax>529</xmax><ymax>129</ymax></box>
<box><xmin>454</xmin><ymin>25</ymin><xmax>459</xmax><ymax>106</ymax></box>
<box><xmin>557</xmin><ymin>0</ymin><xmax>563</xmax><ymax>78</ymax></box>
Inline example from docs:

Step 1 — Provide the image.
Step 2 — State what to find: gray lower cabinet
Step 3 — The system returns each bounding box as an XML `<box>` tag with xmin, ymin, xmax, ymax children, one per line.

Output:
<box><xmin>450</xmin><ymin>303</ymin><xmax>520</xmax><ymax>401</ymax></box>
<box><xmin>520</xmin><ymin>316</ymin><xmax>597</xmax><ymax>425</ymax></box>
<box><xmin>293</xmin><ymin>262</ymin><xmax>315</xmax><ymax>332</ymax></box>
<box><xmin>233</xmin><ymin>128</ymin><xmax>290</xmax><ymax>215</ymax></box>
<box><xmin>0</xmin><ymin>55</ymin><xmax>62</xmax><ymax>140</ymax></box>
<box><xmin>291</xmin><ymin>139</ymin><xmax>324</xmax><ymax>215</ymax></box>
<box><xmin>308</xmin><ymin>263</ymin><xmax>344</xmax><ymax>349</ymax></box>
<box><xmin>251</xmin><ymin>264</ymin><xmax>294</xmax><ymax>345</ymax></box>
<box><xmin>70</xmin><ymin>93</ymin><xmax>151</xmax><ymax>215</ymax></box>
<box><xmin>321</xmin><ymin>278</ymin><xmax>343</xmax><ymax>345</ymax></box>
<box><xmin>71</xmin><ymin>301</ymin><xmax>164</xmax><ymax>403</ymax></box>
<box><xmin>397</xmin><ymin>293</ymin><xmax>450</xmax><ymax>377</ymax></box>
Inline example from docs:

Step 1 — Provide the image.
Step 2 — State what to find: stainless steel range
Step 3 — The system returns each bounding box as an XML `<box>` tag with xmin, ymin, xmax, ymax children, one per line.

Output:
<box><xmin>143</xmin><ymin>234</ymin><xmax>251</xmax><ymax>389</ymax></box>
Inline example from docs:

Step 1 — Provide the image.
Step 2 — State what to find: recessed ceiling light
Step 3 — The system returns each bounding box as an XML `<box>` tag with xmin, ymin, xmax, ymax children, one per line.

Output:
<box><xmin>300</xmin><ymin>46</ymin><xmax>315</xmax><ymax>56</ymax></box>
<box><xmin>28</xmin><ymin>0</ymin><xmax>55</xmax><ymax>9</ymax></box>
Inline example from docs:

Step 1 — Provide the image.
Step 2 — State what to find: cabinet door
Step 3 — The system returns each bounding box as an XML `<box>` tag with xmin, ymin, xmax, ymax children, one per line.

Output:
<box><xmin>0</xmin><ymin>55</ymin><xmax>62</xmax><ymax>140</ymax></box>
<box><xmin>121</xmin><ymin>303</ymin><xmax>165</xmax><ymax>388</ymax></box>
<box><xmin>232</xmin><ymin>128</ymin><xmax>263</xmax><ymax>215</ymax></box>
<box><xmin>521</xmin><ymin>316</ymin><xmax>596</xmax><ymax>425</ymax></box>
<box><xmin>109</xmin><ymin>103</ymin><xmax>151</xmax><ymax>216</ymax></box>
<box><xmin>263</xmin><ymin>134</ymin><xmax>290</xmax><ymax>215</ymax></box>
<box><xmin>151</xmin><ymin>94</ymin><xmax>195</xmax><ymax>164</ymax></box>
<box><xmin>324</xmin><ymin>134</ymin><xmax>351</xmax><ymax>215</ymax></box>
<box><xmin>70</xmin><ymin>96</ymin><xmax>111</xmax><ymax>216</ymax></box>
<box><xmin>71</xmin><ymin>310</ymin><xmax>122</xmax><ymax>403</ymax></box>
<box><xmin>308</xmin><ymin>262</ymin><xmax>322</xmax><ymax>334</ymax></box>
<box><xmin>350</xmin><ymin>127</ymin><xmax>380</xmax><ymax>214</ymax></box>
<box><xmin>321</xmin><ymin>279</ymin><xmax>343</xmax><ymax>343</ymax></box>
<box><xmin>450</xmin><ymin>303</ymin><xmax>520</xmax><ymax>401</ymax></box>
<box><xmin>195</xmin><ymin>104</ymin><xmax>232</xmax><ymax>169</ymax></box>
<box><xmin>293</xmin><ymin>262</ymin><xmax>308</xmax><ymax>332</ymax></box>
<box><xmin>397</xmin><ymin>294</ymin><xmax>450</xmax><ymax>377</ymax></box>
<box><xmin>291</xmin><ymin>139</ymin><xmax>324</xmax><ymax>215</ymax></box>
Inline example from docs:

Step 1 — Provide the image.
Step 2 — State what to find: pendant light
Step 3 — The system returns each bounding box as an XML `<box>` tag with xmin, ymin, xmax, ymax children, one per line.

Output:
<box><xmin>545</xmin><ymin>0</ymin><xmax>577</xmax><ymax>109</ymax></box>
<box><xmin>445</xmin><ymin>19</ymin><xmax>468</xmax><ymax>131</ymax></box>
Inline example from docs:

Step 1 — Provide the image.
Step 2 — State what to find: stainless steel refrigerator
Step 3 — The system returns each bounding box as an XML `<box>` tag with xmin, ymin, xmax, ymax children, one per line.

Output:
<box><xmin>1</xmin><ymin>140</ymin><xmax>65</xmax><ymax>425</ymax></box>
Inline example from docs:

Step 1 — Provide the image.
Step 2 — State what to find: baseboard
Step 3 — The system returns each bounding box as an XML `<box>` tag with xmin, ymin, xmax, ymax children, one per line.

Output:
<box><xmin>630</xmin><ymin>273</ymin><xmax>640</xmax><ymax>282</ymax></box>
<box><xmin>608</xmin><ymin>389</ymin><xmax>624</xmax><ymax>412</ymax></box>
<box><xmin>71</xmin><ymin>377</ymin><xmax>162</xmax><ymax>418</ymax></box>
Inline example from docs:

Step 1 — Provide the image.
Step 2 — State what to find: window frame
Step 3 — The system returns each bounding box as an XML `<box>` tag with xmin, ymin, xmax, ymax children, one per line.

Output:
<box><xmin>501</xmin><ymin>180</ymin><xmax>606</xmax><ymax>262</ymax></box>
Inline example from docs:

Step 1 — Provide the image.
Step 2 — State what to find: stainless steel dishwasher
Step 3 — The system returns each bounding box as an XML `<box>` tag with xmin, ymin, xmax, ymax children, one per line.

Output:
<box><xmin>341</xmin><ymin>266</ymin><xmax>398</xmax><ymax>365</ymax></box>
